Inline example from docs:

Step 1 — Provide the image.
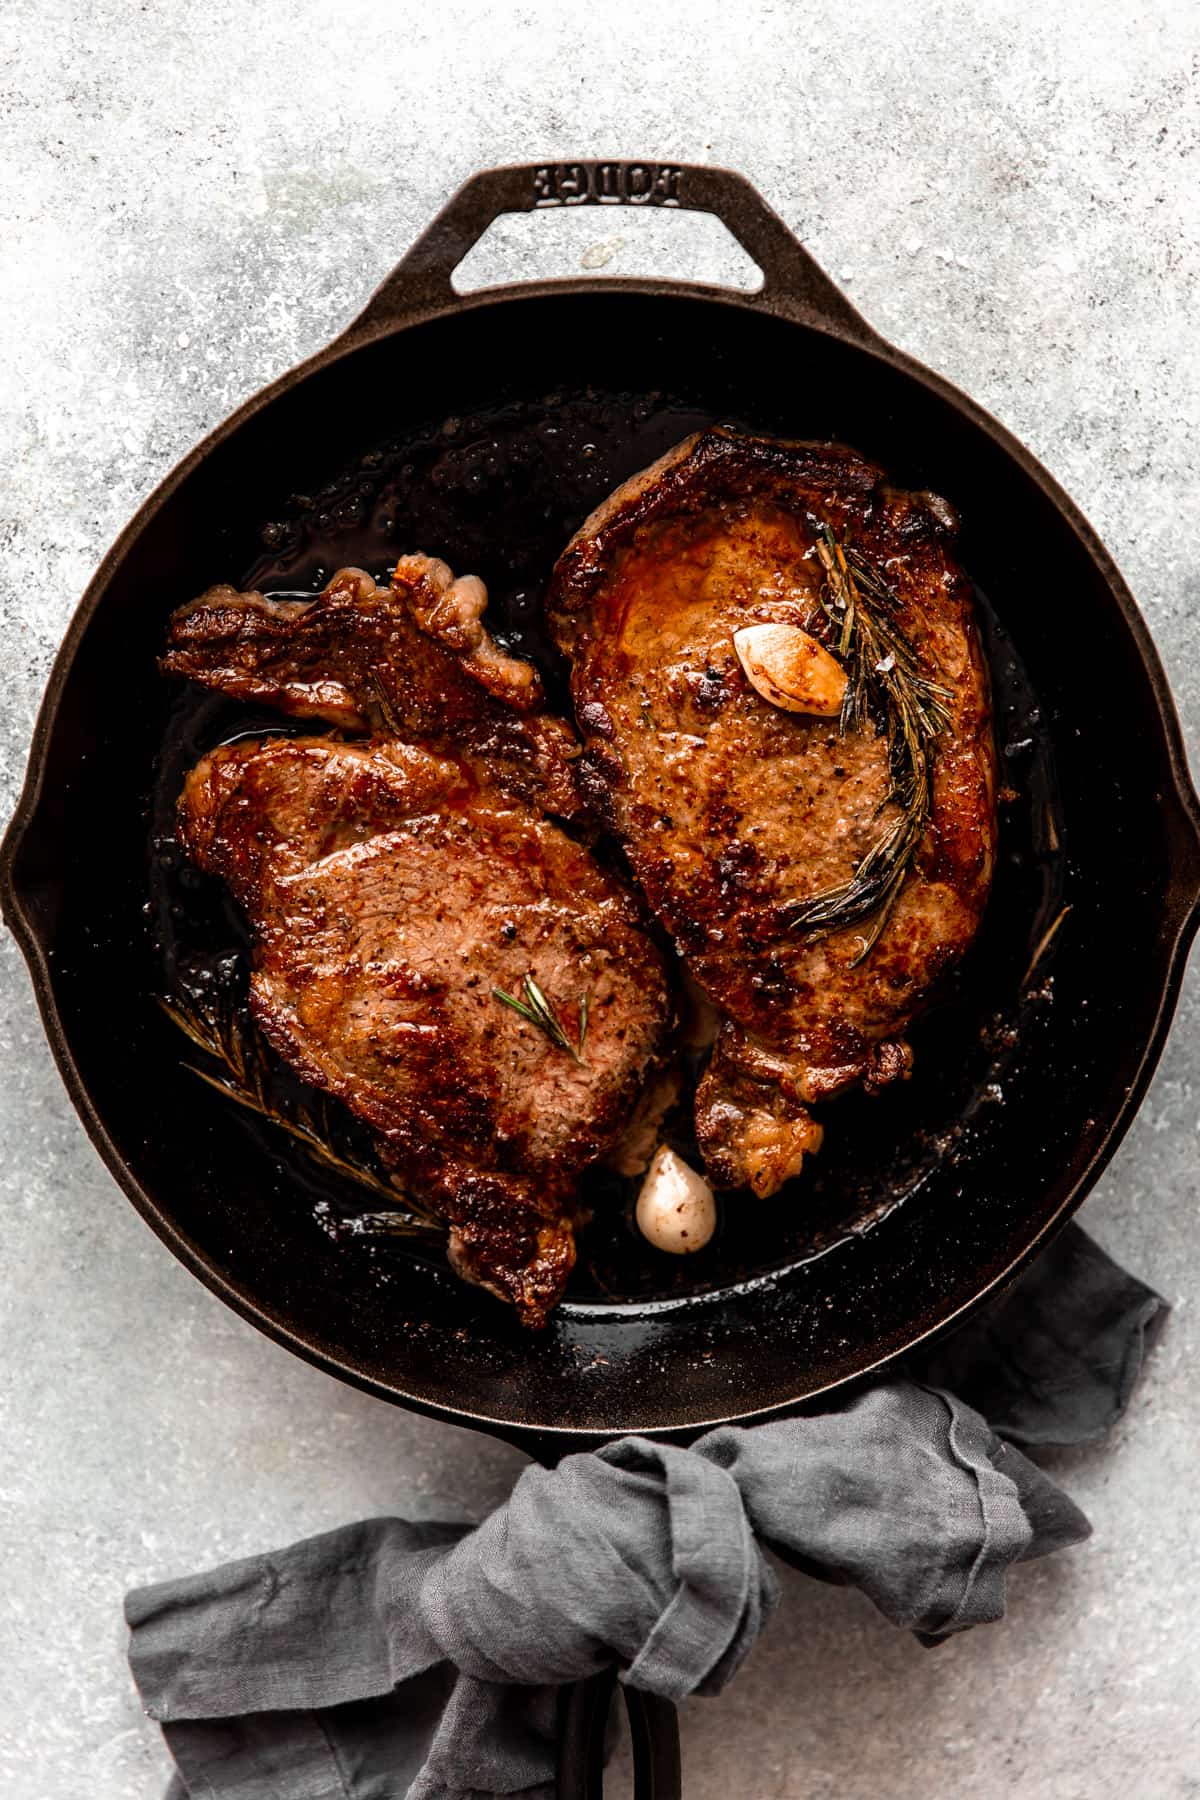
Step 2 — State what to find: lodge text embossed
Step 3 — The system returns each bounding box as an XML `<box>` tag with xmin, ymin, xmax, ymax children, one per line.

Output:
<box><xmin>532</xmin><ymin>162</ymin><xmax>683</xmax><ymax>207</ymax></box>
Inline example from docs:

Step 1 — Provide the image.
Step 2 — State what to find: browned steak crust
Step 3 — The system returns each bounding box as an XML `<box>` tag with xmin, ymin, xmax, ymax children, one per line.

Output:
<box><xmin>547</xmin><ymin>429</ymin><xmax>996</xmax><ymax>1196</ymax></box>
<box><xmin>164</xmin><ymin>556</ymin><xmax>581</xmax><ymax>818</ymax></box>
<box><xmin>168</xmin><ymin>566</ymin><xmax>673</xmax><ymax>1326</ymax></box>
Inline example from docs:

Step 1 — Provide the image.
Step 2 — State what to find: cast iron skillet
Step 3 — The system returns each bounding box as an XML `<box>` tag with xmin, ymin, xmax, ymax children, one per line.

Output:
<box><xmin>3</xmin><ymin>161</ymin><xmax>1199</xmax><ymax>1792</ymax></box>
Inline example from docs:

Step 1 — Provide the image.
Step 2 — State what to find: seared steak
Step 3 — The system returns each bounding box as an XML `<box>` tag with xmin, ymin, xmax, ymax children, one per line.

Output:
<box><xmin>547</xmin><ymin>429</ymin><xmax>996</xmax><ymax>1197</ymax></box>
<box><xmin>167</xmin><ymin>564</ymin><xmax>672</xmax><ymax>1326</ymax></box>
<box><xmin>164</xmin><ymin>556</ymin><xmax>581</xmax><ymax>817</ymax></box>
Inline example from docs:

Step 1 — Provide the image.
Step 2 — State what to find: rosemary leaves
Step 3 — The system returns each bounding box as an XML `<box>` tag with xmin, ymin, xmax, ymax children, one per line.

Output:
<box><xmin>1022</xmin><ymin>903</ymin><xmax>1071</xmax><ymax>987</ymax></box>
<box><xmin>786</xmin><ymin>528</ymin><xmax>953</xmax><ymax>965</ymax></box>
<box><xmin>492</xmin><ymin>975</ymin><xmax>590</xmax><ymax>1064</ymax></box>
<box><xmin>157</xmin><ymin>994</ymin><xmax>442</xmax><ymax>1235</ymax></box>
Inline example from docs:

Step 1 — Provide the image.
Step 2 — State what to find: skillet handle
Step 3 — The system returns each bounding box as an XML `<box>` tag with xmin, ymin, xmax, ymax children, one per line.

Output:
<box><xmin>339</xmin><ymin>159</ymin><xmax>881</xmax><ymax>347</ymax></box>
<box><xmin>557</xmin><ymin>1669</ymin><xmax>682</xmax><ymax>1799</ymax></box>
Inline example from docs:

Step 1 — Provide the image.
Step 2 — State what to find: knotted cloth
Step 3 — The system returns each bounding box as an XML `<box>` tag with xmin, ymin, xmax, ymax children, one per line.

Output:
<box><xmin>127</xmin><ymin>1225</ymin><xmax>1165</xmax><ymax>1800</ymax></box>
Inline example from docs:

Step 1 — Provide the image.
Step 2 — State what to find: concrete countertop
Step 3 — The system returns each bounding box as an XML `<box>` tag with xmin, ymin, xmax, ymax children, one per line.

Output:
<box><xmin>2</xmin><ymin>2</ymin><xmax>1197</xmax><ymax>1794</ymax></box>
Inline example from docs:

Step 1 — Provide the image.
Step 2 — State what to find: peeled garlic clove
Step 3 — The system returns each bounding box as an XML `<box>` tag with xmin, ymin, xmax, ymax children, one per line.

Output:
<box><xmin>635</xmin><ymin>1146</ymin><xmax>716</xmax><ymax>1254</ymax></box>
<box><xmin>733</xmin><ymin>623</ymin><xmax>847</xmax><ymax>716</ymax></box>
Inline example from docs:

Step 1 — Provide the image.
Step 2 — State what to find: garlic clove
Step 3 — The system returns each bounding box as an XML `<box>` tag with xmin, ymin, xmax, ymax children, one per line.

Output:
<box><xmin>634</xmin><ymin>1145</ymin><xmax>717</xmax><ymax>1254</ymax></box>
<box><xmin>733</xmin><ymin>623</ymin><xmax>847</xmax><ymax>716</ymax></box>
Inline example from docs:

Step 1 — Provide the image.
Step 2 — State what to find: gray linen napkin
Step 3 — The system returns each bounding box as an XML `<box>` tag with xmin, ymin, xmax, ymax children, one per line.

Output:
<box><xmin>127</xmin><ymin>1224</ymin><xmax>1165</xmax><ymax>1800</ymax></box>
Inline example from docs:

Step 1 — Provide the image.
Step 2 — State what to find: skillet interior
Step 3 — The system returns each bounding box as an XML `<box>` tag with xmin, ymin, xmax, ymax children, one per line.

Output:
<box><xmin>8</xmin><ymin>291</ymin><xmax>1200</xmax><ymax>1439</ymax></box>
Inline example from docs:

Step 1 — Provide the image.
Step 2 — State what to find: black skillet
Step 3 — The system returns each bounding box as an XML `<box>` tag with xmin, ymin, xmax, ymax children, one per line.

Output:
<box><xmin>4</xmin><ymin>162</ymin><xmax>1199</xmax><ymax>1795</ymax></box>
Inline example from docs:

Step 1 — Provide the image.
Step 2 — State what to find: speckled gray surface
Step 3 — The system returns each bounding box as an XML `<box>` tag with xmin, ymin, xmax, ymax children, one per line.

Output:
<box><xmin>2</xmin><ymin>2</ymin><xmax>1199</xmax><ymax>1795</ymax></box>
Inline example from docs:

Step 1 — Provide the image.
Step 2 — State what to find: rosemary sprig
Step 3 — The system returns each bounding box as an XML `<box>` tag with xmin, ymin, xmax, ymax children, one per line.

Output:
<box><xmin>1022</xmin><ymin>903</ymin><xmax>1071</xmax><ymax>987</ymax></box>
<box><xmin>787</xmin><ymin>528</ymin><xmax>953</xmax><ymax>966</ymax></box>
<box><xmin>492</xmin><ymin>975</ymin><xmax>589</xmax><ymax>1064</ymax></box>
<box><xmin>157</xmin><ymin>995</ymin><xmax>442</xmax><ymax>1235</ymax></box>
<box><xmin>369</xmin><ymin>669</ymin><xmax>403</xmax><ymax>737</ymax></box>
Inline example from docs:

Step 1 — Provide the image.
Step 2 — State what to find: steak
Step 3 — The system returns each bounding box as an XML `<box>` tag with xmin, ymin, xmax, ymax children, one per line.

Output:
<box><xmin>547</xmin><ymin>429</ymin><xmax>996</xmax><ymax>1197</ymax></box>
<box><xmin>167</xmin><ymin>562</ymin><xmax>673</xmax><ymax>1326</ymax></box>
<box><xmin>164</xmin><ymin>555</ymin><xmax>581</xmax><ymax>818</ymax></box>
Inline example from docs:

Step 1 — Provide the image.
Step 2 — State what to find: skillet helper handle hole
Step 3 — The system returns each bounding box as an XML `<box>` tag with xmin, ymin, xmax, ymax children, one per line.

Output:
<box><xmin>556</xmin><ymin>1669</ymin><xmax>682</xmax><ymax>1800</ymax></box>
<box><xmin>340</xmin><ymin>159</ymin><xmax>882</xmax><ymax>347</ymax></box>
<box><xmin>451</xmin><ymin>204</ymin><xmax>764</xmax><ymax>297</ymax></box>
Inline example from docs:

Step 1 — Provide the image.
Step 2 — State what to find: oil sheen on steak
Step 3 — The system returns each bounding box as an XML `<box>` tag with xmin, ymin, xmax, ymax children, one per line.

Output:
<box><xmin>164</xmin><ymin>555</ymin><xmax>581</xmax><ymax>818</ymax></box>
<box><xmin>547</xmin><ymin>429</ymin><xmax>996</xmax><ymax>1198</ymax></box>
<box><xmin>166</xmin><ymin>561</ymin><xmax>672</xmax><ymax>1326</ymax></box>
